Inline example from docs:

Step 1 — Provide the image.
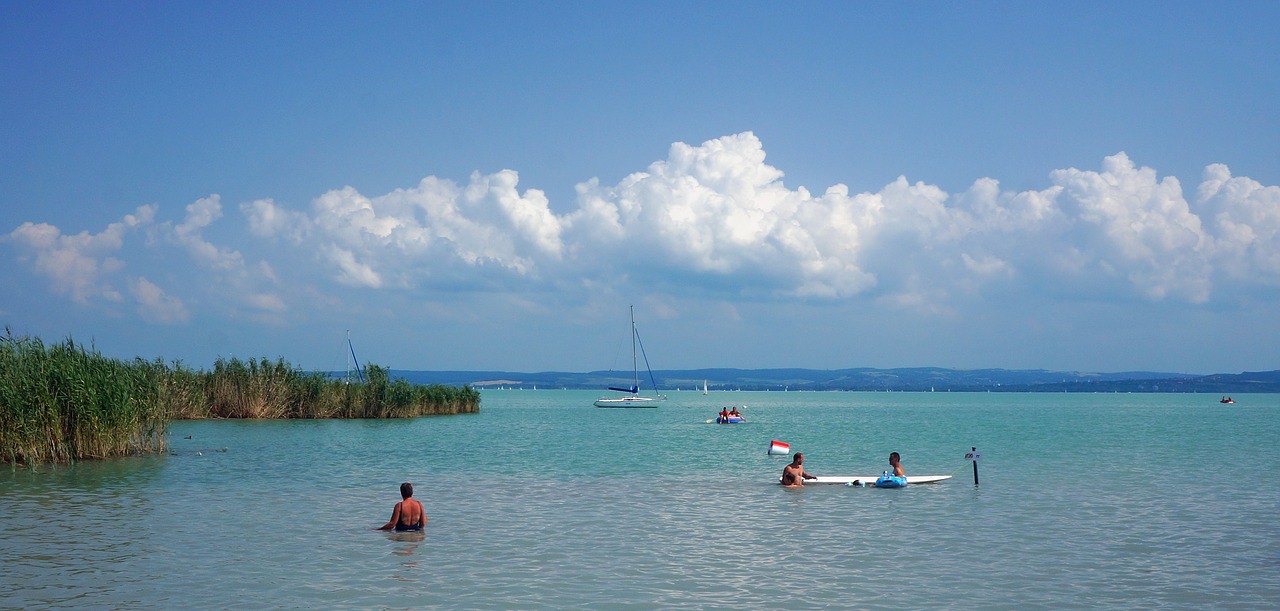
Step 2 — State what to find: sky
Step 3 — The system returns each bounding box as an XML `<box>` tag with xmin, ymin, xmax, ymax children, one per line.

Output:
<box><xmin>2</xmin><ymin>2</ymin><xmax>1279</xmax><ymax>375</ymax></box>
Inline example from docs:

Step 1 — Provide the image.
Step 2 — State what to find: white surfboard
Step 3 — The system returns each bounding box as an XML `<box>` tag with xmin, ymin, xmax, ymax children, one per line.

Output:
<box><xmin>785</xmin><ymin>475</ymin><xmax>953</xmax><ymax>485</ymax></box>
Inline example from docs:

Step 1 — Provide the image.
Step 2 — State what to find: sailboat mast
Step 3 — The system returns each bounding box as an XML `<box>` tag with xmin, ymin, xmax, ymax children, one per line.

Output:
<box><xmin>347</xmin><ymin>330</ymin><xmax>365</xmax><ymax>383</ymax></box>
<box><xmin>630</xmin><ymin>305</ymin><xmax>639</xmax><ymax>393</ymax></box>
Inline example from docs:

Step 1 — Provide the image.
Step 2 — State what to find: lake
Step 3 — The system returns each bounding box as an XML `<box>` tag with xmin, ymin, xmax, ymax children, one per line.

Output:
<box><xmin>2</xmin><ymin>390</ymin><xmax>1278</xmax><ymax>609</ymax></box>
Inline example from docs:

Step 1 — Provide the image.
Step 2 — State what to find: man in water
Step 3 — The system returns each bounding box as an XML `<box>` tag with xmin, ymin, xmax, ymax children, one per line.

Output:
<box><xmin>889</xmin><ymin>452</ymin><xmax>905</xmax><ymax>478</ymax></box>
<box><xmin>781</xmin><ymin>452</ymin><xmax>817</xmax><ymax>487</ymax></box>
<box><xmin>376</xmin><ymin>482</ymin><xmax>426</xmax><ymax>531</ymax></box>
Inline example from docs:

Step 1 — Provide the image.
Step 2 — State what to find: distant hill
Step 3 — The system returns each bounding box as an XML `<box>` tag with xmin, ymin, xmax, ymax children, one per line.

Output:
<box><xmin>373</xmin><ymin>367</ymin><xmax>1280</xmax><ymax>393</ymax></box>
<box><xmin>992</xmin><ymin>370</ymin><xmax>1280</xmax><ymax>393</ymax></box>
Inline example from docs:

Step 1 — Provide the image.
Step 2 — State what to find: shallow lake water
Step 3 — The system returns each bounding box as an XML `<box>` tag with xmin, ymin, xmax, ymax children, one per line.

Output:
<box><xmin>3</xmin><ymin>390</ymin><xmax>1278</xmax><ymax>608</ymax></box>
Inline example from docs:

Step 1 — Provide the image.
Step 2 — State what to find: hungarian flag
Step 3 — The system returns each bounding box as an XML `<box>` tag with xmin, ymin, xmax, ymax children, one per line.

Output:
<box><xmin>768</xmin><ymin>439</ymin><xmax>791</xmax><ymax>455</ymax></box>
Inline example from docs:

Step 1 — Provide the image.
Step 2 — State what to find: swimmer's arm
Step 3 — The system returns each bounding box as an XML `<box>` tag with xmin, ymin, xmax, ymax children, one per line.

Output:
<box><xmin>803</xmin><ymin>470</ymin><xmax>817</xmax><ymax>480</ymax></box>
<box><xmin>375</xmin><ymin>501</ymin><xmax>403</xmax><ymax>530</ymax></box>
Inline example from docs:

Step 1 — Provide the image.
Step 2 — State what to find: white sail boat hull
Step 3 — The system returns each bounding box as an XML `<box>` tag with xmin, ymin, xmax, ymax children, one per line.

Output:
<box><xmin>593</xmin><ymin>395</ymin><xmax>665</xmax><ymax>408</ymax></box>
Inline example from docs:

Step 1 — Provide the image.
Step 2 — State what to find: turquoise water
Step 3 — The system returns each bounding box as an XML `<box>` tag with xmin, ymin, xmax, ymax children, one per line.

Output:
<box><xmin>2</xmin><ymin>391</ymin><xmax>1278</xmax><ymax>609</ymax></box>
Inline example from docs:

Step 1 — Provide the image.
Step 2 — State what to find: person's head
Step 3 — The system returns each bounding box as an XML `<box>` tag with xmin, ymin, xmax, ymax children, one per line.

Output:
<box><xmin>889</xmin><ymin>452</ymin><xmax>900</xmax><ymax>465</ymax></box>
<box><xmin>792</xmin><ymin>452</ymin><xmax>804</xmax><ymax>465</ymax></box>
<box><xmin>400</xmin><ymin>482</ymin><xmax>414</xmax><ymax>499</ymax></box>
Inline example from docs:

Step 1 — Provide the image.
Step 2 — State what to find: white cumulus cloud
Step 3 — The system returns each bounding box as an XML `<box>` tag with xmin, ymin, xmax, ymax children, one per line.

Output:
<box><xmin>1046</xmin><ymin>153</ymin><xmax>1211</xmax><ymax>302</ymax></box>
<box><xmin>227</xmin><ymin>133</ymin><xmax>1280</xmax><ymax>311</ymax></box>
<box><xmin>6</xmin><ymin>205</ymin><xmax>154</xmax><ymax>305</ymax></box>
<box><xmin>564</xmin><ymin>132</ymin><xmax>880</xmax><ymax>298</ymax></box>
<box><xmin>169</xmin><ymin>195</ymin><xmax>248</xmax><ymax>273</ymax></box>
<box><xmin>130</xmin><ymin>277</ymin><xmax>190</xmax><ymax>324</ymax></box>
<box><xmin>9</xmin><ymin>132</ymin><xmax>1280</xmax><ymax>328</ymax></box>
<box><xmin>252</xmin><ymin>172</ymin><xmax>565</xmax><ymax>290</ymax></box>
<box><xmin>1195</xmin><ymin>164</ymin><xmax>1280</xmax><ymax>283</ymax></box>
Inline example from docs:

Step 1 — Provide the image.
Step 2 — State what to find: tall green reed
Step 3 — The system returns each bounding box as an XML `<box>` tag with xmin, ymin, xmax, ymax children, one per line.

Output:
<box><xmin>2</xmin><ymin>330</ymin><xmax>480</xmax><ymax>464</ymax></box>
<box><xmin>194</xmin><ymin>358</ymin><xmax>480</xmax><ymax>419</ymax></box>
<box><xmin>1</xmin><ymin>330</ymin><xmax>168</xmax><ymax>464</ymax></box>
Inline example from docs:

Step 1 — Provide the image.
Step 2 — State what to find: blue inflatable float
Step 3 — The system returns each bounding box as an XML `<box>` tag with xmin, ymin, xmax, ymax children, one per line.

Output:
<box><xmin>874</xmin><ymin>471</ymin><xmax>908</xmax><ymax>488</ymax></box>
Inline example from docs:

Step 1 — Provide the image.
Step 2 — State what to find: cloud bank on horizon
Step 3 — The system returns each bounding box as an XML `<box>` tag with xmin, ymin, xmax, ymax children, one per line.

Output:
<box><xmin>7</xmin><ymin>132</ymin><xmax>1279</xmax><ymax>333</ymax></box>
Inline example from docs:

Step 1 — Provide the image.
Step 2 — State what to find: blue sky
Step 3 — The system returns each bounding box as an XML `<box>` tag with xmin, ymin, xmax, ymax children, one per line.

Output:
<box><xmin>3</xmin><ymin>2</ymin><xmax>1278</xmax><ymax>375</ymax></box>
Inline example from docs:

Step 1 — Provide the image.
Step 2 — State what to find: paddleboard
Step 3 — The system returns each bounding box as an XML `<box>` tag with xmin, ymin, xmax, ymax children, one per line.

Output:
<box><xmin>784</xmin><ymin>475</ymin><xmax>952</xmax><ymax>485</ymax></box>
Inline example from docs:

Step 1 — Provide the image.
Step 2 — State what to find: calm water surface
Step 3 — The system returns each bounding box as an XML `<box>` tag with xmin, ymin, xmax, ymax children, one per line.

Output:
<box><xmin>2</xmin><ymin>391</ymin><xmax>1278</xmax><ymax>609</ymax></box>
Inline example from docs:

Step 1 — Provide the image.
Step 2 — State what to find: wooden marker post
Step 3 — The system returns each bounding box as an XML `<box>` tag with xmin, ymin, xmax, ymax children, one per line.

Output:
<box><xmin>965</xmin><ymin>447</ymin><xmax>981</xmax><ymax>486</ymax></box>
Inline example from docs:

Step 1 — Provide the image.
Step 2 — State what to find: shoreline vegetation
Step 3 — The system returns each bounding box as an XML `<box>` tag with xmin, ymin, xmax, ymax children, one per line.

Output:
<box><xmin>1</xmin><ymin>331</ymin><xmax>480</xmax><ymax>465</ymax></box>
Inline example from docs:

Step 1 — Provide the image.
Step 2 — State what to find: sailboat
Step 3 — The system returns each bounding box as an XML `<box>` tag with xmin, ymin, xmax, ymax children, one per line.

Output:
<box><xmin>703</xmin><ymin>380</ymin><xmax>708</xmax><ymax>395</ymax></box>
<box><xmin>594</xmin><ymin>306</ymin><xmax>667</xmax><ymax>408</ymax></box>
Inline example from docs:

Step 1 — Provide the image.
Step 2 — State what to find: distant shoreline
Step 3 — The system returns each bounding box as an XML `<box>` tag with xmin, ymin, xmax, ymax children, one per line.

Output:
<box><xmin>469</xmin><ymin>380</ymin><xmax>524</xmax><ymax>387</ymax></box>
<box><xmin>385</xmin><ymin>367</ymin><xmax>1280</xmax><ymax>394</ymax></box>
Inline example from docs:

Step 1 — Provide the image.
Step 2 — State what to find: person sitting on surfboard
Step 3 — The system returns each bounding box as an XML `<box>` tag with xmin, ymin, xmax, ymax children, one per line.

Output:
<box><xmin>781</xmin><ymin>453</ymin><xmax>818</xmax><ymax>487</ymax></box>
<box><xmin>376</xmin><ymin>482</ymin><xmax>426</xmax><ymax>531</ymax></box>
<box><xmin>889</xmin><ymin>452</ymin><xmax>905</xmax><ymax>478</ymax></box>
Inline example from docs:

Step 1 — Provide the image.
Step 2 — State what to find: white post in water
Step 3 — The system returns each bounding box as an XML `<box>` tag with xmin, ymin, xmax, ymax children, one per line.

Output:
<box><xmin>966</xmin><ymin>447</ymin><xmax>981</xmax><ymax>486</ymax></box>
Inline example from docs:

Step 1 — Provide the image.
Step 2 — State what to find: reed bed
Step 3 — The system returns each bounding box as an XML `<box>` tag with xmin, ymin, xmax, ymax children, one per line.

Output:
<box><xmin>187</xmin><ymin>358</ymin><xmax>481</xmax><ymax>420</ymax></box>
<box><xmin>1</xmin><ymin>330</ymin><xmax>480</xmax><ymax>464</ymax></box>
<box><xmin>1</xmin><ymin>332</ymin><xmax>168</xmax><ymax>464</ymax></box>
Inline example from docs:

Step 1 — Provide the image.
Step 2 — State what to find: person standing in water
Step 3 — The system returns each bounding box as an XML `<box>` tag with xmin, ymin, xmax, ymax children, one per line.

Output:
<box><xmin>889</xmin><ymin>452</ymin><xmax>905</xmax><ymax>478</ymax></box>
<box><xmin>781</xmin><ymin>452</ymin><xmax>818</xmax><ymax>487</ymax></box>
<box><xmin>376</xmin><ymin>482</ymin><xmax>426</xmax><ymax>531</ymax></box>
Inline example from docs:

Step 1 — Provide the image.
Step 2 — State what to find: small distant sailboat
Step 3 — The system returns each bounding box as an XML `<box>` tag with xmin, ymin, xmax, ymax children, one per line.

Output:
<box><xmin>703</xmin><ymin>380</ymin><xmax>709</xmax><ymax>395</ymax></box>
<box><xmin>594</xmin><ymin>306</ymin><xmax>667</xmax><ymax>408</ymax></box>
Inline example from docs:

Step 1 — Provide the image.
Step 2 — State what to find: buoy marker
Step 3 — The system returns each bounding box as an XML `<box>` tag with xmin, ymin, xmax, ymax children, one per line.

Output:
<box><xmin>966</xmin><ymin>447</ymin><xmax>981</xmax><ymax>486</ymax></box>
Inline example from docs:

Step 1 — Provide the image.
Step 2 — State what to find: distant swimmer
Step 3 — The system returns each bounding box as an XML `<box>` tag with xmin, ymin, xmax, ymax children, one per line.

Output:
<box><xmin>889</xmin><ymin>452</ymin><xmax>905</xmax><ymax>478</ymax></box>
<box><xmin>376</xmin><ymin>482</ymin><xmax>426</xmax><ymax>531</ymax></box>
<box><xmin>781</xmin><ymin>452</ymin><xmax>817</xmax><ymax>487</ymax></box>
